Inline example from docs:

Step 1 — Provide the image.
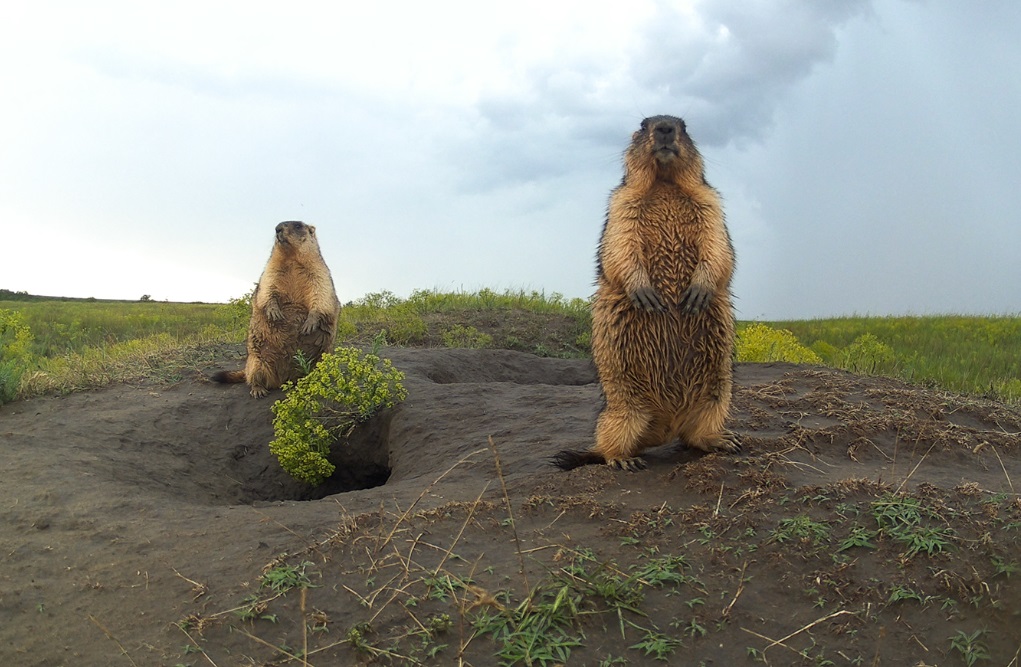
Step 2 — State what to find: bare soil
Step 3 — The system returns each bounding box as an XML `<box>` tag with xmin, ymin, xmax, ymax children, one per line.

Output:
<box><xmin>1</xmin><ymin>346</ymin><xmax>1020</xmax><ymax>666</ymax></box>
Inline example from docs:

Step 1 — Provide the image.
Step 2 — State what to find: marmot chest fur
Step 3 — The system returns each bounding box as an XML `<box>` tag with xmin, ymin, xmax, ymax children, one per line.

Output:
<box><xmin>212</xmin><ymin>220</ymin><xmax>340</xmax><ymax>398</ymax></box>
<box><xmin>555</xmin><ymin>115</ymin><xmax>739</xmax><ymax>470</ymax></box>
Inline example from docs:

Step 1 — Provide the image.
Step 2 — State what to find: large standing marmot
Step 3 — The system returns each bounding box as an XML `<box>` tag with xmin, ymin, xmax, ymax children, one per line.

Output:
<box><xmin>555</xmin><ymin>115</ymin><xmax>740</xmax><ymax>470</ymax></box>
<box><xmin>212</xmin><ymin>220</ymin><xmax>341</xmax><ymax>398</ymax></box>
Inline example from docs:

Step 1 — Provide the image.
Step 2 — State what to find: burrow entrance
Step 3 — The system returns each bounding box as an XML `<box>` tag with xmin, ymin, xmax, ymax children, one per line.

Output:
<box><xmin>211</xmin><ymin>410</ymin><xmax>395</xmax><ymax>506</ymax></box>
<box><xmin>203</xmin><ymin>349</ymin><xmax>598</xmax><ymax>505</ymax></box>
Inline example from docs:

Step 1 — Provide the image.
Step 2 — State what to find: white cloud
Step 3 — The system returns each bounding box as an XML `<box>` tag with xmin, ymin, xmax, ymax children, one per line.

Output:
<box><xmin>1</xmin><ymin>1</ymin><xmax>1019</xmax><ymax>317</ymax></box>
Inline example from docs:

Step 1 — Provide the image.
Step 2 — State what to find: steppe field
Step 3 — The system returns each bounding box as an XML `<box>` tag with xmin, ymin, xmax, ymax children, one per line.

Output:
<box><xmin>1</xmin><ymin>290</ymin><xmax>1019</xmax><ymax>666</ymax></box>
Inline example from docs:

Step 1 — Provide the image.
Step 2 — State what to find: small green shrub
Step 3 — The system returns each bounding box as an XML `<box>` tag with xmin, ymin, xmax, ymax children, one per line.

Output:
<box><xmin>991</xmin><ymin>377</ymin><xmax>1021</xmax><ymax>403</ymax></box>
<box><xmin>335</xmin><ymin>317</ymin><xmax>358</xmax><ymax>341</ymax></box>
<box><xmin>574</xmin><ymin>330</ymin><xmax>592</xmax><ymax>352</ymax></box>
<box><xmin>356</xmin><ymin>290</ymin><xmax>403</xmax><ymax>310</ymax></box>
<box><xmin>260</xmin><ymin>561</ymin><xmax>316</xmax><ymax>593</ymax></box>
<box><xmin>345</xmin><ymin>293</ymin><xmax>427</xmax><ymax>345</ymax></box>
<box><xmin>0</xmin><ymin>363</ymin><xmax>20</xmax><ymax>404</ymax></box>
<box><xmin>841</xmin><ymin>333</ymin><xmax>897</xmax><ymax>375</ymax></box>
<box><xmin>948</xmin><ymin>628</ymin><xmax>990</xmax><ymax>667</ymax></box>
<box><xmin>217</xmin><ymin>289</ymin><xmax>254</xmax><ymax>339</ymax></box>
<box><xmin>269</xmin><ymin>347</ymin><xmax>408</xmax><ymax>485</ymax></box>
<box><xmin>0</xmin><ymin>308</ymin><xmax>35</xmax><ymax>404</ymax></box>
<box><xmin>381</xmin><ymin>309</ymin><xmax>427</xmax><ymax>345</ymax></box>
<box><xmin>736</xmin><ymin>323</ymin><xmax>822</xmax><ymax>364</ymax></box>
<box><xmin>810</xmin><ymin>340</ymin><xmax>841</xmax><ymax>365</ymax></box>
<box><xmin>441</xmin><ymin>325</ymin><xmax>492</xmax><ymax>349</ymax></box>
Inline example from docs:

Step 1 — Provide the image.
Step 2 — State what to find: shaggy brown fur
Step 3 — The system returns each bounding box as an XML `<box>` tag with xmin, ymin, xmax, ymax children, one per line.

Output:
<box><xmin>555</xmin><ymin>115</ymin><xmax>739</xmax><ymax>470</ymax></box>
<box><xmin>212</xmin><ymin>221</ymin><xmax>340</xmax><ymax>398</ymax></box>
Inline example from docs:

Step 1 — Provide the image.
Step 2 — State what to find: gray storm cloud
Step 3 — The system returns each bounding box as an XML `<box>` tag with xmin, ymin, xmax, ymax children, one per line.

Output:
<box><xmin>461</xmin><ymin>1</ymin><xmax>873</xmax><ymax>191</ymax></box>
<box><xmin>1</xmin><ymin>1</ymin><xmax>1018</xmax><ymax>317</ymax></box>
<box><xmin>670</xmin><ymin>1</ymin><xmax>873</xmax><ymax>145</ymax></box>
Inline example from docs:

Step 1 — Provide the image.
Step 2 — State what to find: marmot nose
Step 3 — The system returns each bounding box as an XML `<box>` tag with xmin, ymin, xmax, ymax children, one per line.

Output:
<box><xmin>654</xmin><ymin>125</ymin><xmax>675</xmax><ymax>139</ymax></box>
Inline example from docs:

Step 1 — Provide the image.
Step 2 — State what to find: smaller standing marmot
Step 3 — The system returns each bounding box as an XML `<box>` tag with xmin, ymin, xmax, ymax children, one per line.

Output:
<box><xmin>212</xmin><ymin>220</ymin><xmax>340</xmax><ymax>398</ymax></box>
<box><xmin>555</xmin><ymin>115</ymin><xmax>740</xmax><ymax>470</ymax></box>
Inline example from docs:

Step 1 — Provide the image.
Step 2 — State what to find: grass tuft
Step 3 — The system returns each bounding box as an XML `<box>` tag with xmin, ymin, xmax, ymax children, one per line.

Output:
<box><xmin>3</xmin><ymin>291</ymin><xmax>1020</xmax><ymax>403</ymax></box>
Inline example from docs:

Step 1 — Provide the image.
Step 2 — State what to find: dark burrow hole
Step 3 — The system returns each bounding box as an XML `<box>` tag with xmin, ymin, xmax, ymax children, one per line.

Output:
<box><xmin>226</xmin><ymin>411</ymin><xmax>393</xmax><ymax>505</ymax></box>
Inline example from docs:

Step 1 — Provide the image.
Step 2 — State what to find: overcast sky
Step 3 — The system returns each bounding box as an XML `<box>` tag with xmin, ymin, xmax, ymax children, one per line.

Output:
<box><xmin>1</xmin><ymin>1</ymin><xmax>1018</xmax><ymax>319</ymax></box>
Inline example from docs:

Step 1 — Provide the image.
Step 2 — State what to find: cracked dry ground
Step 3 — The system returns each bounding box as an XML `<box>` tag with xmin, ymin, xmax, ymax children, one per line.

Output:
<box><xmin>1</xmin><ymin>347</ymin><xmax>1019</xmax><ymax>666</ymax></box>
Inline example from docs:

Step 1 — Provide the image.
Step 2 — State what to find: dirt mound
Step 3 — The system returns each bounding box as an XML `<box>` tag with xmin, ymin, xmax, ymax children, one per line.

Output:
<box><xmin>0</xmin><ymin>347</ymin><xmax>1019</xmax><ymax>665</ymax></box>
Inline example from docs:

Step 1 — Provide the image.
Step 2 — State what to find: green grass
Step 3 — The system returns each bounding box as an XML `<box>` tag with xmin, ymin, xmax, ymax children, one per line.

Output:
<box><xmin>762</xmin><ymin>316</ymin><xmax>1021</xmax><ymax>402</ymax></box>
<box><xmin>0</xmin><ymin>297</ymin><xmax>248</xmax><ymax>399</ymax></box>
<box><xmin>1</xmin><ymin>299</ymin><xmax>245</xmax><ymax>358</ymax></box>
<box><xmin>948</xmin><ymin>628</ymin><xmax>991</xmax><ymax>666</ymax></box>
<box><xmin>337</xmin><ymin>288</ymin><xmax>592</xmax><ymax>355</ymax></box>
<box><xmin>259</xmin><ymin>561</ymin><xmax>317</xmax><ymax>594</ymax></box>
<box><xmin>2</xmin><ymin>290</ymin><xmax>1019</xmax><ymax>404</ymax></box>
<box><xmin>179</xmin><ymin>479</ymin><xmax>1021</xmax><ymax>665</ymax></box>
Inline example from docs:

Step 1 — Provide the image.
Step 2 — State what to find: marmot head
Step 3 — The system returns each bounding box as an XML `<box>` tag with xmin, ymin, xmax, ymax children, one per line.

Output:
<box><xmin>275</xmin><ymin>220</ymin><xmax>317</xmax><ymax>250</ymax></box>
<box><xmin>623</xmin><ymin>115</ymin><xmax>704</xmax><ymax>188</ymax></box>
